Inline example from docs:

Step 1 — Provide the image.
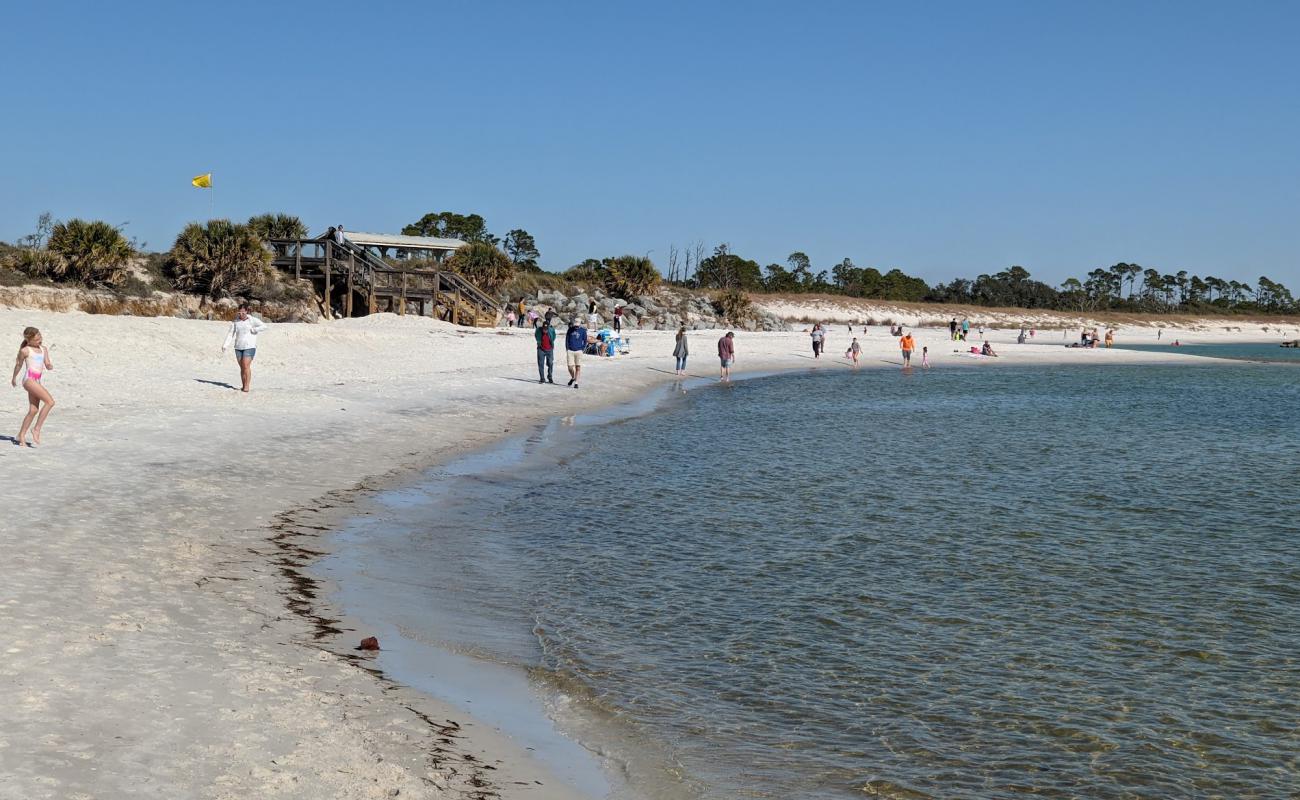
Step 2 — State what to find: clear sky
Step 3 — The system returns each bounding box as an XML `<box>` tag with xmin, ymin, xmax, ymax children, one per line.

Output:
<box><xmin>2</xmin><ymin>0</ymin><xmax>1297</xmax><ymax>287</ymax></box>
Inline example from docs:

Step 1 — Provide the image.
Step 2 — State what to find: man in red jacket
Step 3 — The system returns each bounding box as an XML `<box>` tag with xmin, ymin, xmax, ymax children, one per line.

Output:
<box><xmin>717</xmin><ymin>331</ymin><xmax>735</xmax><ymax>382</ymax></box>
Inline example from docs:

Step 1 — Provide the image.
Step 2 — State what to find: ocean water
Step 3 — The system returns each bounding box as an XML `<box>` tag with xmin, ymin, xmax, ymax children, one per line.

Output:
<box><xmin>1113</xmin><ymin>341</ymin><xmax>1300</xmax><ymax>364</ymax></box>
<box><xmin>330</xmin><ymin>363</ymin><xmax>1300</xmax><ymax>799</ymax></box>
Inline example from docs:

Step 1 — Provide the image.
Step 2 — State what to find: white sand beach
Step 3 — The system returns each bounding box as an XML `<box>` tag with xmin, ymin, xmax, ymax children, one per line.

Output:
<box><xmin>0</xmin><ymin>306</ymin><xmax>1280</xmax><ymax>799</ymax></box>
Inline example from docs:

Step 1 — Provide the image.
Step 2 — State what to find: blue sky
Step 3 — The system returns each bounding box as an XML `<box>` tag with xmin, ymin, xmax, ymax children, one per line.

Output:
<box><xmin>2</xmin><ymin>0</ymin><xmax>1297</xmax><ymax>286</ymax></box>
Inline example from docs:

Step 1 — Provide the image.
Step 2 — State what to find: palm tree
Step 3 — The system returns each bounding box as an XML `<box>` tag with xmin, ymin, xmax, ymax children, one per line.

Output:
<box><xmin>169</xmin><ymin>220</ymin><xmax>272</xmax><ymax>298</ymax></box>
<box><xmin>599</xmin><ymin>255</ymin><xmax>661</xmax><ymax>298</ymax></box>
<box><xmin>47</xmin><ymin>218</ymin><xmax>134</xmax><ymax>287</ymax></box>
<box><xmin>247</xmin><ymin>214</ymin><xmax>308</xmax><ymax>257</ymax></box>
<box><xmin>445</xmin><ymin>241</ymin><xmax>516</xmax><ymax>293</ymax></box>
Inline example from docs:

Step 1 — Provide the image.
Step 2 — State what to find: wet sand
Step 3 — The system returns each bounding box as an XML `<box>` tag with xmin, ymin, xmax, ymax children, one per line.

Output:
<box><xmin>0</xmin><ymin>307</ymin><xmax>1240</xmax><ymax>798</ymax></box>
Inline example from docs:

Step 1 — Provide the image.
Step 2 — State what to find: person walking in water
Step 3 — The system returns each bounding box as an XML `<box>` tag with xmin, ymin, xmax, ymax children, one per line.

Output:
<box><xmin>899</xmin><ymin>329</ymin><xmax>916</xmax><ymax>367</ymax></box>
<box><xmin>673</xmin><ymin>326</ymin><xmax>689</xmax><ymax>375</ymax></box>
<box><xmin>810</xmin><ymin>323</ymin><xmax>825</xmax><ymax>358</ymax></box>
<box><xmin>846</xmin><ymin>337</ymin><xmax>861</xmax><ymax>366</ymax></box>
<box><xmin>565</xmin><ymin>318</ymin><xmax>587</xmax><ymax>389</ymax></box>
<box><xmin>221</xmin><ymin>304</ymin><xmax>268</xmax><ymax>393</ymax></box>
<box><xmin>535</xmin><ymin>315</ymin><xmax>557</xmax><ymax>384</ymax></box>
<box><xmin>718</xmin><ymin>331</ymin><xmax>735</xmax><ymax>382</ymax></box>
<box><xmin>921</xmin><ymin>345</ymin><xmax>931</xmax><ymax>368</ymax></box>
<box><xmin>12</xmin><ymin>326</ymin><xmax>55</xmax><ymax>447</ymax></box>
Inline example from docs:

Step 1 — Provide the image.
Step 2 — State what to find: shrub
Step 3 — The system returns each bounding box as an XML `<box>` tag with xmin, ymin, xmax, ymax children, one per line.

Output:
<box><xmin>47</xmin><ymin>219</ymin><xmax>134</xmax><ymax>286</ymax></box>
<box><xmin>117</xmin><ymin>275</ymin><xmax>156</xmax><ymax>297</ymax></box>
<box><xmin>7</xmin><ymin>247</ymin><xmax>68</xmax><ymax>278</ymax></box>
<box><xmin>599</xmin><ymin>255</ymin><xmax>660</xmax><ymax>298</ymax></box>
<box><xmin>247</xmin><ymin>213</ymin><xmax>308</xmax><ymax>241</ymax></box>
<box><xmin>248</xmin><ymin>213</ymin><xmax>308</xmax><ymax>257</ymax></box>
<box><xmin>168</xmin><ymin>220</ymin><xmax>272</xmax><ymax>298</ymax></box>
<box><xmin>712</xmin><ymin>288</ymin><xmax>753</xmax><ymax>321</ymax></box>
<box><xmin>445</xmin><ymin>241</ymin><xmax>516</xmax><ymax>293</ymax></box>
<box><xmin>562</xmin><ymin>258</ymin><xmax>602</xmax><ymax>286</ymax></box>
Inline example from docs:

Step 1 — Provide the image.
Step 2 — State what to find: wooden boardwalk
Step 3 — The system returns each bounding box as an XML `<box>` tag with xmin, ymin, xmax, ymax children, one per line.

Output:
<box><xmin>267</xmin><ymin>239</ymin><xmax>499</xmax><ymax>326</ymax></box>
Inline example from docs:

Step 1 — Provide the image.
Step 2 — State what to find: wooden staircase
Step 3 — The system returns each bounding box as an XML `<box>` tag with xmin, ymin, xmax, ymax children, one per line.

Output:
<box><xmin>267</xmin><ymin>238</ymin><xmax>500</xmax><ymax>326</ymax></box>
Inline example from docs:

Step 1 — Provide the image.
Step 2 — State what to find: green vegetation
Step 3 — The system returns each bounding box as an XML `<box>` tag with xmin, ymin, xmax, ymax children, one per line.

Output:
<box><xmin>712</xmin><ymin>288</ymin><xmax>753</xmax><ymax>321</ymax></box>
<box><xmin>402</xmin><ymin>211</ymin><xmax>541</xmax><ymax>273</ymax></box>
<box><xmin>167</xmin><ymin>220</ymin><xmax>273</xmax><ymax>298</ymax></box>
<box><xmin>46</xmin><ymin>219</ymin><xmax>135</xmax><ymax>286</ymax></box>
<box><xmin>665</xmin><ymin>241</ymin><xmax>1298</xmax><ymax>316</ymax></box>
<box><xmin>247</xmin><ymin>213</ymin><xmax>308</xmax><ymax>241</ymax></box>
<box><xmin>502</xmin><ymin>229</ymin><xmax>540</xmax><ymax>271</ymax></box>
<box><xmin>444</xmin><ymin>241</ymin><xmax>516</xmax><ymax>293</ymax></box>
<box><xmin>597</xmin><ymin>255</ymin><xmax>660</xmax><ymax>298</ymax></box>
<box><xmin>928</xmin><ymin>264</ymin><xmax>1297</xmax><ymax>315</ymax></box>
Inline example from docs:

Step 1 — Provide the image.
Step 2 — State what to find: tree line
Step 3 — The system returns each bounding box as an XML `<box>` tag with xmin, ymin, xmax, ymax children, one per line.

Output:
<box><xmin>661</xmin><ymin>242</ymin><xmax>1297</xmax><ymax>315</ymax></box>
<box><xmin>5</xmin><ymin>210</ymin><xmax>1295</xmax><ymax>316</ymax></box>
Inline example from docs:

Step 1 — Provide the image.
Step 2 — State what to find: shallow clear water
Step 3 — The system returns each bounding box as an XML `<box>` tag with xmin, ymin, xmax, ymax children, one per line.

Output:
<box><xmin>339</xmin><ymin>363</ymin><xmax>1300</xmax><ymax>799</ymax></box>
<box><xmin>1113</xmin><ymin>341</ymin><xmax>1300</xmax><ymax>363</ymax></box>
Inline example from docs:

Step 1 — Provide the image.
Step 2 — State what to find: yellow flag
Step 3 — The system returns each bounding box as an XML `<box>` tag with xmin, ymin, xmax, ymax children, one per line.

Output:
<box><xmin>191</xmin><ymin>173</ymin><xmax>212</xmax><ymax>188</ymax></box>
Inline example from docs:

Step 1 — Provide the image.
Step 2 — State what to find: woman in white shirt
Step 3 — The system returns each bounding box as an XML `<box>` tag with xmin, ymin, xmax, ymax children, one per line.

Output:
<box><xmin>221</xmin><ymin>304</ymin><xmax>268</xmax><ymax>393</ymax></box>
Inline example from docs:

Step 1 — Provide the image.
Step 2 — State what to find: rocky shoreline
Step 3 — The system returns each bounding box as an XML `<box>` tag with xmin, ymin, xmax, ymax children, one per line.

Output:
<box><xmin>522</xmin><ymin>285</ymin><xmax>791</xmax><ymax>332</ymax></box>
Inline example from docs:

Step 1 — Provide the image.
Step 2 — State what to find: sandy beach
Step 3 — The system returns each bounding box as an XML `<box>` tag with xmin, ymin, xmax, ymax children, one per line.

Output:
<box><xmin>0</xmin><ymin>306</ymin><xmax>1280</xmax><ymax>799</ymax></box>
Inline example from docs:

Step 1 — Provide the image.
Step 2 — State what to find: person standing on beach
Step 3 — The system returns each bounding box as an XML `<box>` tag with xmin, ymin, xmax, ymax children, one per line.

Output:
<box><xmin>613</xmin><ymin>305</ymin><xmax>623</xmax><ymax>333</ymax></box>
<box><xmin>921</xmin><ymin>345</ymin><xmax>931</xmax><ymax>368</ymax></box>
<box><xmin>899</xmin><ymin>330</ymin><xmax>916</xmax><ymax>367</ymax></box>
<box><xmin>517</xmin><ymin>299</ymin><xmax>527</xmax><ymax>327</ymax></box>
<box><xmin>718</xmin><ymin>331</ymin><xmax>735</xmax><ymax>382</ymax></box>
<box><xmin>1105</xmin><ymin>329</ymin><xmax>1115</xmax><ymax>348</ymax></box>
<box><xmin>846</xmin><ymin>337</ymin><xmax>861</xmax><ymax>366</ymax></box>
<box><xmin>810</xmin><ymin>324</ymin><xmax>825</xmax><ymax>358</ymax></box>
<box><xmin>673</xmin><ymin>327</ymin><xmax>689</xmax><ymax>375</ymax></box>
<box><xmin>949</xmin><ymin>318</ymin><xmax>958</xmax><ymax>340</ymax></box>
<box><xmin>12</xmin><ymin>326</ymin><xmax>55</xmax><ymax>447</ymax></box>
<box><xmin>221</xmin><ymin>304</ymin><xmax>268</xmax><ymax>393</ymax></box>
<box><xmin>564</xmin><ymin>319</ymin><xmax>587</xmax><ymax>389</ymax></box>
<box><xmin>535</xmin><ymin>316</ymin><xmax>557</xmax><ymax>384</ymax></box>
<box><xmin>961</xmin><ymin>318</ymin><xmax>970</xmax><ymax>339</ymax></box>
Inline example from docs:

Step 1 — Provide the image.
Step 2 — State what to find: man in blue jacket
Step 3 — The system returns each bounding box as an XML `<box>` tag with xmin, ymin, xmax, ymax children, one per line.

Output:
<box><xmin>535</xmin><ymin>317</ymin><xmax>557</xmax><ymax>384</ymax></box>
<box><xmin>564</xmin><ymin>319</ymin><xmax>588</xmax><ymax>389</ymax></box>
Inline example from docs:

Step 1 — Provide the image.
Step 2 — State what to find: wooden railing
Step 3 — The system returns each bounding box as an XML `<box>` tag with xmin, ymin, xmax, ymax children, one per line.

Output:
<box><xmin>265</xmin><ymin>238</ymin><xmax>500</xmax><ymax>324</ymax></box>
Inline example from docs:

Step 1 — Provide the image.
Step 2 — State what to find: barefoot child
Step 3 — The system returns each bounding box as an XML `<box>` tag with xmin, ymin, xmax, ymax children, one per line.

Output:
<box><xmin>12</xmin><ymin>326</ymin><xmax>55</xmax><ymax>446</ymax></box>
<box><xmin>846</xmin><ymin>337</ymin><xmax>861</xmax><ymax>365</ymax></box>
<box><xmin>921</xmin><ymin>345</ymin><xmax>930</xmax><ymax>368</ymax></box>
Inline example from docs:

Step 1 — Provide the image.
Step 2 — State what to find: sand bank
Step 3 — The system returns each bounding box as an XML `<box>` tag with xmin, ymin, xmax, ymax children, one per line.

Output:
<box><xmin>0</xmin><ymin>307</ymin><xmax>1248</xmax><ymax>799</ymax></box>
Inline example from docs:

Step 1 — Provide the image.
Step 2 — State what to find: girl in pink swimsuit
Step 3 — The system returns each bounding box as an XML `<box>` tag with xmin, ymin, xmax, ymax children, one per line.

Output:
<box><xmin>12</xmin><ymin>326</ymin><xmax>55</xmax><ymax>447</ymax></box>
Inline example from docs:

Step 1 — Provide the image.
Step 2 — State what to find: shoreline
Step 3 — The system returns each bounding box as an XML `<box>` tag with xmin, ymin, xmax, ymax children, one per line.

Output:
<box><xmin>307</xmin><ymin>369</ymin><xmax>802</xmax><ymax>800</ymax></box>
<box><xmin>0</xmin><ymin>306</ymin><xmax>1272</xmax><ymax>799</ymax></box>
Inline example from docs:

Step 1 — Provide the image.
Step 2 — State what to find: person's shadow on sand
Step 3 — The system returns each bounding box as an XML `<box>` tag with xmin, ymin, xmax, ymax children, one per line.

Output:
<box><xmin>195</xmin><ymin>378</ymin><xmax>238</xmax><ymax>391</ymax></box>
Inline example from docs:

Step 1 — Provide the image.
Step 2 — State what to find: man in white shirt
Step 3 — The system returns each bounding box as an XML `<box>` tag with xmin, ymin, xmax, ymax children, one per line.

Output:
<box><xmin>221</xmin><ymin>304</ymin><xmax>268</xmax><ymax>393</ymax></box>
<box><xmin>333</xmin><ymin>225</ymin><xmax>346</xmax><ymax>247</ymax></box>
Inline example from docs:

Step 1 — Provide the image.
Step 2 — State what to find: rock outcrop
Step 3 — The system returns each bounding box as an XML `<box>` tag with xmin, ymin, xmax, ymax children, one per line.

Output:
<box><xmin>518</xmin><ymin>286</ymin><xmax>789</xmax><ymax>332</ymax></box>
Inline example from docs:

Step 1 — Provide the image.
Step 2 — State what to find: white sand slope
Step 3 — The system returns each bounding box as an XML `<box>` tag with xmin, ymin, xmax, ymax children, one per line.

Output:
<box><xmin>0</xmin><ymin>307</ymin><xmax>1258</xmax><ymax>799</ymax></box>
